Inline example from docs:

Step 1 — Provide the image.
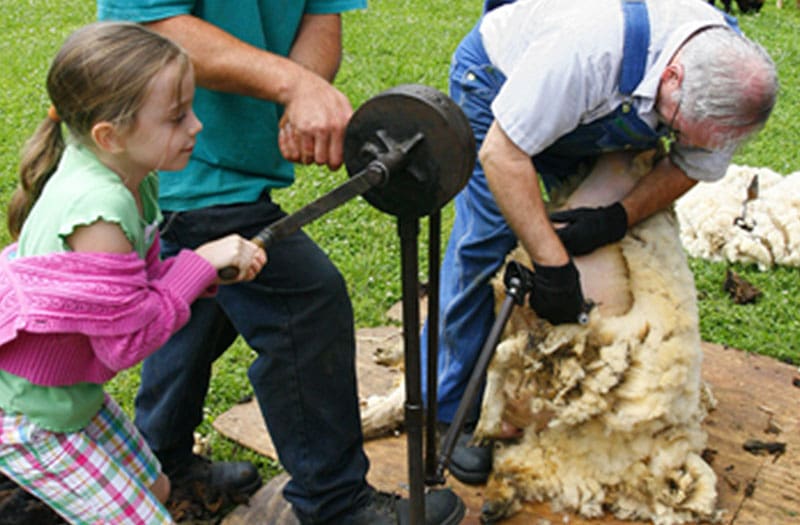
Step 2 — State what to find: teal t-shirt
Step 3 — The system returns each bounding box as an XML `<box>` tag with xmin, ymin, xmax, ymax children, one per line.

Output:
<box><xmin>0</xmin><ymin>143</ymin><xmax>161</xmax><ymax>431</ymax></box>
<box><xmin>97</xmin><ymin>0</ymin><xmax>367</xmax><ymax>211</ymax></box>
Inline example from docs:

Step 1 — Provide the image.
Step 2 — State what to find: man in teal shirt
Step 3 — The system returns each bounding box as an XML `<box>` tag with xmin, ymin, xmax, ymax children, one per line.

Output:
<box><xmin>97</xmin><ymin>1</ymin><xmax>465</xmax><ymax>523</ymax></box>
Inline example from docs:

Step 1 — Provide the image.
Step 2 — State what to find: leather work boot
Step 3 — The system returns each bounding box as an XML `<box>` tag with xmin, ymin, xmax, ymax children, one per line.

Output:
<box><xmin>165</xmin><ymin>454</ymin><xmax>262</xmax><ymax>519</ymax></box>
<box><xmin>342</xmin><ymin>487</ymin><xmax>465</xmax><ymax>525</ymax></box>
<box><xmin>440</xmin><ymin>422</ymin><xmax>492</xmax><ymax>485</ymax></box>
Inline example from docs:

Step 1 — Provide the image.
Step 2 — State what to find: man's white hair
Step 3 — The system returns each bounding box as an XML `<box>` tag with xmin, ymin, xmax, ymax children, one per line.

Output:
<box><xmin>679</xmin><ymin>27</ymin><xmax>778</xmax><ymax>143</ymax></box>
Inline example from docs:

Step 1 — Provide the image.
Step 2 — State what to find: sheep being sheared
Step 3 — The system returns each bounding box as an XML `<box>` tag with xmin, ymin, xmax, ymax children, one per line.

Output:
<box><xmin>676</xmin><ymin>164</ymin><xmax>800</xmax><ymax>270</ymax></box>
<box><xmin>476</xmin><ymin>151</ymin><xmax>719</xmax><ymax>525</ymax></box>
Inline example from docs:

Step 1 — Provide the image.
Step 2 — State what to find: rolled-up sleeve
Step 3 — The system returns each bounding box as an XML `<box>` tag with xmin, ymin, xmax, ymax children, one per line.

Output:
<box><xmin>305</xmin><ymin>0</ymin><xmax>367</xmax><ymax>15</ymax></box>
<box><xmin>97</xmin><ymin>0</ymin><xmax>195</xmax><ymax>22</ymax></box>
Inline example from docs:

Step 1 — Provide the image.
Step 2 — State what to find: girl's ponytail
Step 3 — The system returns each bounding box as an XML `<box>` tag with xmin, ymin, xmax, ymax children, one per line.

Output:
<box><xmin>7</xmin><ymin>114</ymin><xmax>65</xmax><ymax>239</ymax></box>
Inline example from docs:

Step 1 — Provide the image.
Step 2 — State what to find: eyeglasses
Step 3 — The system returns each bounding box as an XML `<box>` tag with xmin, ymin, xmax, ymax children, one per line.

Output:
<box><xmin>664</xmin><ymin>93</ymin><xmax>683</xmax><ymax>145</ymax></box>
<box><xmin>662</xmin><ymin>94</ymin><xmax>719</xmax><ymax>154</ymax></box>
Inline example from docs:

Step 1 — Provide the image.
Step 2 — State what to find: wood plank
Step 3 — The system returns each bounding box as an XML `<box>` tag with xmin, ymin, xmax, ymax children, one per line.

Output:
<box><xmin>700</xmin><ymin>343</ymin><xmax>800</xmax><ymax>524</ymax></box>
<box><xmin>213</xmin><ymin>326</ymin><xmax>403</xmax><ymax>458</ymax></box>
<box><xmin>216</xmin><ymin>334</ymin><xmax>800</xmax><ymax>524</ymax></box>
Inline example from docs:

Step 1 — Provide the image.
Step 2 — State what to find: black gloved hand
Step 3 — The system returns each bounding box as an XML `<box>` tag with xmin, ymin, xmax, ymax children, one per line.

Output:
<box><xmin>529</xmin><ymin>259</ymin><xmax>585</xmax><ymax>325</ymax></box>
<box><xmin>549</xmin><ymin>202</ymin><xmax>628</xmax><ymax>256</ymax></box>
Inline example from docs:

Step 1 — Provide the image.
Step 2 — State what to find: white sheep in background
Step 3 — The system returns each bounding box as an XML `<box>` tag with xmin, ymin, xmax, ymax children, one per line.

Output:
<box><xmin>676</xmin><ymin>165</ymin><xmax>800</xmax><ymax>270</ymax></box>
<box><xmin>477</xmin><ymin>151</ymin><xmax>719</xmax><ymax>525</ymax></box>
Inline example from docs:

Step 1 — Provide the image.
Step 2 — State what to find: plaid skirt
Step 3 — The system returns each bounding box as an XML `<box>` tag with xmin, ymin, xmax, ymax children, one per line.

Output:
<box><xmin>0</xmin><ymin>393</ymin><xmax>173</xmax><ymax>524</ymax></box>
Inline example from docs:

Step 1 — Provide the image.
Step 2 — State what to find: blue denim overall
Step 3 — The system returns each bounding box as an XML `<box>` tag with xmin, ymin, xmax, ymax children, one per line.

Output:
<box><xmin>422</xmin><ymin>0</ymin><xmax>664</xmax><ymax>423</ymax></box>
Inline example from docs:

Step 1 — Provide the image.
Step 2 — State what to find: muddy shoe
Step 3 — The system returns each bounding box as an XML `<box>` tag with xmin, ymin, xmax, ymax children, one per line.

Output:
<box><xmin>166</xmin><ymin>454</ymin><xmax>262</xmax><ymax>521</ymax></box>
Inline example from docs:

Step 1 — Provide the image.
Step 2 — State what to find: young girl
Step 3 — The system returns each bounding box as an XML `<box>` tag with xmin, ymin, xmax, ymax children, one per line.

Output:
<box><xmin>0</xmin><ymin>22</ymin><xmax>266</xmax><ymax>523</ymax></box>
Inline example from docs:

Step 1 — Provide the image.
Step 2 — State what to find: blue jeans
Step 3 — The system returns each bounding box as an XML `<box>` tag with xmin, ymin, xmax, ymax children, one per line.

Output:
<box><xmin>420</xmin><ymin>24</ymin><xmax>518</xmax><ymax>424</ymax></box>
<box><xmin>134</xmin><ymin>194</ymin><xmax>370</xmax><ymax>523</ymax></box>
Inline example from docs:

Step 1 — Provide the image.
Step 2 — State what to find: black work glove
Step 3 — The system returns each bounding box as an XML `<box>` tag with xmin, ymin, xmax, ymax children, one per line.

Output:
<box><xmin>549</xmin><ymin>202</ymin><xmax>628</xmax><ymax>256</ymax></box>
<box><xmin>529</xmin><ymin>259</ymin><xmax>585</xmax><ymax>325</ymax></box>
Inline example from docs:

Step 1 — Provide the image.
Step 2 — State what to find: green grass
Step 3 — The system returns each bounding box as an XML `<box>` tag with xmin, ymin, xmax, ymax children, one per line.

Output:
<box><xmin>1</xmin><ymin>0</ymin><xmax>798</xmax><ymax>488</ymax></box>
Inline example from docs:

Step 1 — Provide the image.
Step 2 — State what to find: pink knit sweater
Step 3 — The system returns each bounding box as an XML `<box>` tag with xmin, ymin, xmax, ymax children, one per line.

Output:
<box><xmin>0</xmin><ymin>238</ymin><xmax>217</xmax><ymax>386</ymax></box>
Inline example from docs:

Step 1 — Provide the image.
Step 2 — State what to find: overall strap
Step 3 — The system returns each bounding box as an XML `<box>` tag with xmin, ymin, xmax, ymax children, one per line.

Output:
<box><xmin>721</xmin><ymin>10</ymin><xmax>742</xmax><ymax>34</ymax></box>
<box><xmin>619</xmin><ymin>0</ymin><xmax>650</xmax><ymax>96</ymax></box>
<box><xmin>483</xmin><ymin>0</ymin><xmax>516</xmax><ymax>14</ymax></box>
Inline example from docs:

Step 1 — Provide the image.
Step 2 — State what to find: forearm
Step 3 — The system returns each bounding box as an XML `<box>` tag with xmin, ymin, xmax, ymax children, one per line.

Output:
<box><xmin>93</xmin><ymin>249</ymin><xmax>217</xmax><ymax>371</ymax></box>
<box><xmin>144</xmin><ymin>15</ymin><xmax>308</xmax><ymax>105</ymax></box>
<box><xmin>620</xmin><ymin>156</ymin><xmax>697</xmax><ymax>226</ymax></box>
<box><xmin>480</xmin><ymin>122</ymin><xmax>569</xmax><ymax>267</ymax></box>
<box><xmin>289</xmin><ymin>14</ymin><xmax>342</xmax><ymax>82</ymax></box>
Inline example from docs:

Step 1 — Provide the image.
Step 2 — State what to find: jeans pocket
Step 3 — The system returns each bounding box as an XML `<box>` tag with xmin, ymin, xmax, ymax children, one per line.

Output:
<box><xmin>453</xmin><ymin>62</ymin><xmax>504</xmax><ymax>103</ymax></box>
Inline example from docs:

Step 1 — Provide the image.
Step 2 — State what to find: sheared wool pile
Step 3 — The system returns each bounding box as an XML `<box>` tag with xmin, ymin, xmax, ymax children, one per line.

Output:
<box><xmin>676</xmin><ymin>165</ymin><xmax>800</xmax><ymax>270</ymax></box>
<box><xmin>476</xmin><ymin>152</ymin><xmax>719</xmax><ymax>525</ymax></box>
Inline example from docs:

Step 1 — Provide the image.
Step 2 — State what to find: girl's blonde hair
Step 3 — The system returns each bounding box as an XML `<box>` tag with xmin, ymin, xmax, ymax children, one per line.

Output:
<box><xmin>7</xmin><ymin>21</ymin><xmax>190</xmax><ymax>239</ymax></box>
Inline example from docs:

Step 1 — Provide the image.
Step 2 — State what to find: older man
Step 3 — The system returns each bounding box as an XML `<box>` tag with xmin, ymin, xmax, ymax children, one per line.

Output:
<box><xmin>424</xmin><ymin>0</ymin><xmax>777</xmax><ymax>485</ymax></box>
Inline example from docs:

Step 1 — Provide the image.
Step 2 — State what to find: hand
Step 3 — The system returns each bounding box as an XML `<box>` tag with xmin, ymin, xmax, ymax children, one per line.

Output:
<box><xmin>529</xmin><ymin>260</ymin><xmax>585</xmax><ymax>325</ymax></box>
<box><xmin>549</xmin><ymin>202</ymin><xmax>628</xmax><ymax>256</ymax></box>
<box><xmin>277</xmin><ymin>73</ymin><xmax>353</xmax><ymax>170</ymax></box>
<box><xmin>195</xmin><ymin>234</ymin><xmax>267</xmax><ymax>283</ymax></box>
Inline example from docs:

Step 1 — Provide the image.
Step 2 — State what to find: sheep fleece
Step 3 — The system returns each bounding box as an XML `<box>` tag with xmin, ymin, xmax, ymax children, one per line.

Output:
<box><xmin>676</xmin><ymin>164</ymin><xmax>800</xmax><ymax>270</ymax></box>
<box><xmin>477</xmin><ymin>209</ymin><xmax>719</xmax><ymax>524</ymax></box>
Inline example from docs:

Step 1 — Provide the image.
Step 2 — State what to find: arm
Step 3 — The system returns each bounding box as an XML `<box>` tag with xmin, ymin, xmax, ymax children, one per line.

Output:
<box><xmin>69</xmin><ymin>220</ymin><xmax>265</xmax><ymax>284</ymax></box>
<box><xmin>68</xmin><ymin>220</ymin><xmax>133</xmax><ymax>253</ymax></box>
<box><xmin>480</xmin><ymin>121</ymin><xmax>569</xmax><ymax>267</ymax></box>
<box><xmin>550</xmin><ymin>155</ymin><xmax>698</xmax><ymax>256</ymax></box>
<box><xmin>64</xmin><ymin>221</ymin><xmax>216</xmax><ymax>372</ymax></box>
<box><xmin>289</xmin><ymin>14</ymin><xmax>342</xmax><ymax>81</ymax></box>
<box><xmin>91</xmin><ymin>249</ymin><xmax>218</xmax><ymax>372</ymax></box>
<box><xmin>92</xmin><ymin>241</ymin><xmax>262</xmax><ymax>372</ymax></box>
<box><xmin>145</xmin><ymin>15</ymin><xmax>315</xmax><ymax>103</ymax></box>
<box><xmin>145</xmin><ymin>14</ymin><xmax>352</xmax><ymax>169</ymax></box>
<box><xmin>481</xmin><ymin>121</ymin><xmax>585</xmax><ymax>325</ymax></box>
<box><xmin>68</xmin><ymin>222</ymin><xmax>264</xmax><ymax>371</ymax></box>
<box><xmin>620</xmin><ymin>155</ymin><xmax>697</xmax><ymax>226</ymax></box>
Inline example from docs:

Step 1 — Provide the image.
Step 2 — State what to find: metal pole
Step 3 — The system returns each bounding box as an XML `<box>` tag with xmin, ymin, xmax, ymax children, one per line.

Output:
<box><xmin>398</xmin><ymin>216</ymin><xmax>424</xmax><ymax>524</ymax></box>
<box><xmin>425</xmin><ymin>210</ymin><xmax>444</xmax><ymax>485</ymax></box>
<box><xmin>436</xmin><ymin>262</ymin><xmax>533</xmax><ymax>479</ymax></box>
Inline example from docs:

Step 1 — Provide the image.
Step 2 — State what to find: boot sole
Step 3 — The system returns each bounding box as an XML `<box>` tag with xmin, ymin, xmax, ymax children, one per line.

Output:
<box><xmin>398</xmin><ymin>495</ymin><xmax>466</xmax><ymax>525</ymax></box>
<box><xmin>447</xmin><ymin>462</ymin><xmax>490</xmax><ymax>486</ymax></box>
<box><xmin>444</xmin><ymin>497</ymin><xmax>467</xmax><ymax>525</ymax></box>
<box><xmin>220</xmin><ymin>475</ymin><xmax>263</xmax><ymax>501</ymax></box>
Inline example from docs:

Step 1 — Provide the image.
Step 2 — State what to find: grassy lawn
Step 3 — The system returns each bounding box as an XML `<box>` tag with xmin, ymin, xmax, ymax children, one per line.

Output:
<box><xmin>1</xmin><ymin>0</ymin><xmax>798</xmax><ymax>484</ymax></box>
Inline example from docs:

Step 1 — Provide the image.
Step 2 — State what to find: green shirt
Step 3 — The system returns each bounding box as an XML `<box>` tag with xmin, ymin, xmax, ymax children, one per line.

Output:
<box><xmin>0</xmin><ymin>143</ymin><xmax>161</xmax><ymax>431</ymax></box>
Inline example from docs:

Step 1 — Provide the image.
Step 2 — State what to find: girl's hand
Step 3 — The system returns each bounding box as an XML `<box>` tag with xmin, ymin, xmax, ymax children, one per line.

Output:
<box><xmin>195</xmin><ymin>234</ymin><xmax>267</xmax><ymax>283</ymax></box>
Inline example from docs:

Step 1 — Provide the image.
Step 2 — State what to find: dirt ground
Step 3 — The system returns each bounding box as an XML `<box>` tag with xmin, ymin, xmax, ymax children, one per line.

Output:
<box><xmin>0</xmin><ymin>475</ymin><xmax>65</xmax><ymax>525</ymax></box>
<box><xmin>0</xmin><ymin>472</ymin><xmax>233</xmax><ymax>524</ymax></box>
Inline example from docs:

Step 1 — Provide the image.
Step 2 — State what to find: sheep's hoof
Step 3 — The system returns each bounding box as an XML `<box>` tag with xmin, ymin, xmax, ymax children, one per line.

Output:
<box><xmin>480</xmin><ymin>500</ymin><xmax>513</xmax><ymax>524</ymax></box>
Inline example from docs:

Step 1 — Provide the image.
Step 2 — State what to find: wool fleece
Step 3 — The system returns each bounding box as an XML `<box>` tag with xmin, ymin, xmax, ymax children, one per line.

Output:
<box><xmin>477</xmin><ymin>151</ymin><xmax>719</xmax><ymax>525</ymax></box>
